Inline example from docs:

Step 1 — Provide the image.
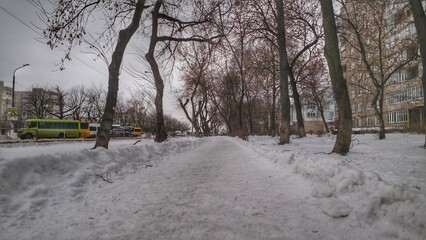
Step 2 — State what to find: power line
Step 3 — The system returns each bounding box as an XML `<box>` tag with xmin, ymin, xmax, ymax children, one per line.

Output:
<box><xmin>1</xmin><ymin>3</ymin><xmax>138</xmax><ymax>92</ymax></box>
<box><xmin>71</xmin><ymin>55</ymin><xmax>108</xmax><ymax>76</ymax></box>
<box><xmin>0</xmin><ymin>4</ymin><xmax>107</xmax><ymax>77</ymax></box>
<box><xmin>0</xmin><ymin>5</ymin><xmax>40</xmax><ymax>36</ymax></box>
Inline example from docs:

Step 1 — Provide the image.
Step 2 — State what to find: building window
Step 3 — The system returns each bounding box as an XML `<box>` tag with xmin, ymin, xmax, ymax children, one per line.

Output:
<box><xmin>387</xmin><ymin>92</ymin><xmax>396</xmax><ymax>104</ymax></box>
<box><xmin>400</xmin><ymin>70</ymin><xmax>408</xmax><ymax>82</ymax></box>
<box><xmin>367</xmin><ymin>117</ymin><xmax>374</xmax><ymax>126</ymax></box>
<box><xmin>387</xmin><ymin>86</ymin><xmax>423</xmax><ymax>105</ymax></box>
<box><xmin>386</xmin><ymin>16</ymin><xmax>395</xmax><ymax>32</ymax></box>
<box><xmin>376</xmin><ymin>116</ymin><xmax>381</xmax><ymax>125</ymax></box>
<box><xmin>387</xmin><ymin>110</ymin><xmax>407</xmax><ymax>123</ymax></box>
<box><xmin>307</xmin><ymin>111</ymin><xmax>317</xmax><ymax>118</ymax></box>
<box><xmin>388</xmin><ymin>73</ymin><xmax>398</xmax><ymax>85</ymax></box>
<box><xmin>408</xmin><ymin>85</ymin><xmax>423</xmax><ymax>100</ymax></box>
<box><xmin>306</xmin><ymin>104</ymin><xmax>316</xmax><ymax>110</ymax></box>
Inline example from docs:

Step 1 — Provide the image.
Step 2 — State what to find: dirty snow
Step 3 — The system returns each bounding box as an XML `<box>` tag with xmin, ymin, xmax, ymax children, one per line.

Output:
<box><xmin>0</xmin><ymin>134</ymin><xmax>425</xmax><ymax>240</ymax></box>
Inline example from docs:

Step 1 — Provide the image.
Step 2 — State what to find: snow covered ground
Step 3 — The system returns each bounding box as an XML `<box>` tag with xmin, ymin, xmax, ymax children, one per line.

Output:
<box><xmin>0</xmin><ymin>134</ymin><xmax>425</xmax><ymax>240</ymax></box>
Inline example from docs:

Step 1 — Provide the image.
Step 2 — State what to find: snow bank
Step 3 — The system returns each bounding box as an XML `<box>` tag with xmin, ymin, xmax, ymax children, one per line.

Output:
<box><xmin>0</xmin><ymin>138</ymin><xmax>206</xmax><ymax>222</ymax></box>
<box><xmin>247</xmin><ymin>134</ymin><xmax>426</xmax><ymax>239</ymax></box>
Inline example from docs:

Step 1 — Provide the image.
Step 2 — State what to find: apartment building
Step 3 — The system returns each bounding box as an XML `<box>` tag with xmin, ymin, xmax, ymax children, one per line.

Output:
<box><xmin>0</xmin><ymin>81</ymin><xmax>13</xmax><ymax>125</ymax></box>
<box><xmin>290</xmin><ymin>92</ymin><xmax>336</xmax><ymax>133</ymax></box>
<box><xmin>341</xmin><ymin>0</ymin><xmax>424</xmax><ymax>131</ymax></box>
<box><xmin>0</xmin><ymin>81</ymin><xmax>49</xmax><ymax>132</ymax></box>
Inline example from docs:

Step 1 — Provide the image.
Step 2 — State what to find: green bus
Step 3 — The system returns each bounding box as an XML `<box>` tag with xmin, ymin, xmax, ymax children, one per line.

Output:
<box><xmin>17</xmin><ymin>119</ymin><xmax>81</xmax><ymax>139</ymax></box>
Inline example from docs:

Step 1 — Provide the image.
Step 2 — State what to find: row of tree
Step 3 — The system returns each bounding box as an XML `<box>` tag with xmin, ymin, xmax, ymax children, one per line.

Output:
<box><xmin>9</xmin><ymin>85</ymin><xmax>188</xmax><ymax>134</ymax></box>
<box><xmin>176</xmin><ymin>1</ymin><xmax>332</xmax><ymax>138</ymax></box>
<box><xmin>35</xmin><ymin>0</ymin><xmax>426</xmax><ymax>152</ymax></box>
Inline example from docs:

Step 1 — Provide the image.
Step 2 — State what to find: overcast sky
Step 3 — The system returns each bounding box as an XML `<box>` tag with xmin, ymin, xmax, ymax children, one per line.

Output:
<box><xmin>0</xmin><ymin>1</ymin><xmax>184</xmax><ymax>120</ymax></box>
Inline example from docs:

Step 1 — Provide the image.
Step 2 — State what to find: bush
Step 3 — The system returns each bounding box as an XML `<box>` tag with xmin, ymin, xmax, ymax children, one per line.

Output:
<box><xmin>232</xmin><ymin>129</ymin><xmax>249</xmax><ymax>141</ymax></box>
<box><xmin>315</xmin><ymin>129</ymin><xmax>324</xmax><ymax>137</ymax></box>
<box><xmin>406</xmin><ymin>124</ymin><xmax>425</xmax><ymax>134</ymax></box>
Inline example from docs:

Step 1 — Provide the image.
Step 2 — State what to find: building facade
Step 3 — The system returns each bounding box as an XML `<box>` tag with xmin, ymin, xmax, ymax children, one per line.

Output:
<box><xmin>0</xmin><ymin>81</ymin><xmax>13</xmax><ymax>134</ymax></box>
<box><xmin>341</xmin><ymin>0</ymin><xmax>424</xmax><ymax>131</ymax></box>
<box><xmin>0</xmin><ymin>81</ymin><xmax>47</xmax><ymax>133</ymax></box>
<box><xmin>290</xmin><ymin>94</ymin><xmax>336</xmax><ymax>134</ymax></box>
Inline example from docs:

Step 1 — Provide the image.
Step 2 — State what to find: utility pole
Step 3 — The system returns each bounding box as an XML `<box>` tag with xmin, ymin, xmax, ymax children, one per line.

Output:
<box><xmin>10</xmin><ymin>63</ymin><xmax>29</xmax><ymax>135</ymax></box>
<box><xmin>12</xmin><ymin>63</ymin><xmax>30</xmax><ymax>107</ymax></box>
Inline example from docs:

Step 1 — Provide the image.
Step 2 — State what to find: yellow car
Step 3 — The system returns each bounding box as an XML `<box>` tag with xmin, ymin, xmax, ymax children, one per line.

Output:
<box><xmin>127</xmin><ymin>126</ymin><xmax>142</xmax><ymax>137</ymax></box>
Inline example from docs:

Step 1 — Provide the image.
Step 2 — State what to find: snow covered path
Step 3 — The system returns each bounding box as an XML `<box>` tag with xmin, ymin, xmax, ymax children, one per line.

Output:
<box><xmin>1</xmin><ymin>135</ymin><xmax>425</xmax><ymax>240</ymax></box>
<box><xmin>128</xmin><ymin>137</ymin><xmax>322</xmax><ymax>240</ymax></box>
<box><xmin>0</xmin><ymin>137</ymin><xmax>336</xmax><ymax>240</ymax></box>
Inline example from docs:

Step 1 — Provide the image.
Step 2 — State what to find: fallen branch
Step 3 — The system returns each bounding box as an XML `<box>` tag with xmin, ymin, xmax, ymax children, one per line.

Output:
<box><xmin>142</xmin><ymin>163</ymin><xmax>153</xmax><ymax>168</ymax></box>
<box><xmin>350</xmin><ymin>137</ymin><xmax>360</xmax><ymax>150</ymax></box>
<box><xmin>96</xmin><ymin>172</ymin><xmax>113</xmax><ymax>183</ymax></box>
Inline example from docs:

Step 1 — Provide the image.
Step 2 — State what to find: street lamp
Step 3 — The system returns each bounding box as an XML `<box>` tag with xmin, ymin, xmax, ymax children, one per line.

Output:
<box><xmin>12</xmin><ymin>63</ymin><xmax>30</xmax><ymax>107</ymax></box>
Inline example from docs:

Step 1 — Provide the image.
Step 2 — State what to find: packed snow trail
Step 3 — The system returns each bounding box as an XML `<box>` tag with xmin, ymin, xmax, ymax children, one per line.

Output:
<box><xmin>2</xmin><ymin>136</ymin><xmax>422</xmax><ymax>239</ymax></box>
<box><xmin>126</xmin><ymin>137</ymin><xmax>323</xmax><ymax>240</ymax></box>
<box><xmin>52</xmin><ymin>136</ymin><xmax>368</xmax><ymax>240</ymax></box>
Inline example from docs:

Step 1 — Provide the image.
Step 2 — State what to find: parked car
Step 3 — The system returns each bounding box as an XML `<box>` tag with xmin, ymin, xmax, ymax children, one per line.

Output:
<box><xmin>110</xmin><ymin>127</ymin><xmax>132</xmax><ymax>137</ymax></box>
<box><xmin>126</xmin><ymin>126</ymin><xmax>142</xmax><ymax>137</ymax></box>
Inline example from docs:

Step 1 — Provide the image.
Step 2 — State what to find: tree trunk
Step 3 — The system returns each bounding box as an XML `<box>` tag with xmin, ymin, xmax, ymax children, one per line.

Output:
<box><xmin>275</xmin><ymin>0</ymin><xmax>291</xmax><ymax>144</ymax></box>
<box><xmin>289</xmin><ymin>68</ymin><xmax>306</xmax><ymax>137</ymax></box>
<box><xmin>408</xmin><ymin>0</ymin><xmax>426</xmax><ymax>148</ymax></box>
<box><xmin>179</xmin><ymin>99</ymin><xmax>201</xmax><ymax>135</ymax></box>
<box><xmin>147</xmin><ymin>51</ymin><xmax>167</xmax><ymax>142</ymax></box>
<box><xmin>317</xmin><ymin>101</ymin><xmax>330</xmax><ymax>133</ymax></box>
<box><xmin>94</xmin><ymin>0</ymin><xmax>145</xmax><ymax>149</ymax></box>
<box><xmin>270</xmin><ymin>99</ymin><xmax>276</xmax><ymax>136</ymax></box>
<box><xmin>320</xmin><ymin>0</ymin><xmax>352</xmax><ymax>154</ymax></box>
<box><xmin>270</xmin><ymin>71</ymin><xmax>278</xmax><ymax>137</ymax></box>
<box><xmin>237</xmin><ymin>38</ymin><xmax>246</xmax><ymax>132</ymax></box>
<box><xmin>378</xmin><ymin>90</ymin><xmax>386</xmax><ymax>139</ymax></box>
<box><xmin>146</xmin><ymin>0</ymin><xmax>167</xmax><ymax>143</ymax></box>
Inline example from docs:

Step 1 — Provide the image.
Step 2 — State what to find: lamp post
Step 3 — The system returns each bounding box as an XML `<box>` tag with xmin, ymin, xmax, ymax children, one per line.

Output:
<box><xmin>12</xmin><ymin>63</ymin><xmax>30</xmax><ymax>107</ymax></box>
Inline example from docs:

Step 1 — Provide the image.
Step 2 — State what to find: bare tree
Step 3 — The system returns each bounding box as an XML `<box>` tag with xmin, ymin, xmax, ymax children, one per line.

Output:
<box><xmin>26</xmin><ymin>87</ymin><xmax>53</xmax><ymax>119</ymax></box>
<box><xmin>36</xmin><ymin>0</ymin><xmax>147</xmax><ymax>149</ymax></box>
<box><xmin>126</xmin><ymin>92</ymin><xmax>148</xmax><ymax>127</ymax></box>
<box><xmin>114</xmin><ymin>96</ymin><xmax>127</xmax><ymax>126</ymax></box>
<box><xmin>408</xmin><ymin>0</ymin><xmax>426</xmax><ymax>148</ymax></box>
<box><xmin>178</xmin><ymin>42</ymin><xmax>216</xmax><ymax>136</ymax></box>
<box><xmin>286</xmin><ymin>0</ymin><xmax>324</xmax><ymax>138</ymax></box>
<box><xmin>94</xmin><ymin>0</ymin><xmax>146</xmax><ymax>148</ymax></box>
<box><xmin>208</xmin><ymin>70</ymin><xmax>239</xmax><ymax>134</ymax></box>
<box><xmin>339</xmin><ymin>0</ymin><xmax>417</xmax><ymax>139</ymax></box>
<box><xmin>255</xmin><ymin>44</ymin><xmax>280</xmax><ymax>136</ymax></box>
<box><xmin>300</xmin><ymin>56</ymin><xmax>333</xmax><ymax>133</ymax></box>
<box><xmin>144</xmin><ymin>0</ymin><xmax>221</xmax><ymax>142</ymax></box>
<box><xmin>45</xmin><ymin>86</ymin><xmax>68</xmax><ymax>119</ymax></box>
<box><xmin>244</xmin><ymin>49</ymin><xmax>265</xmax><ymax>134</ymax></box>
<box><xmin>250</xmin><ymin>0</ymin><xmax>323</xmax><ymax>138</ymax></box>
<box><xmin>67</xmin><ymin>85</ymin><xmax>88</xmax><ymax>120</ymax></box>
<box><xmin>247</xmin><ymin>1</ymin><xmax>280</xmax><ymax>136</ymax></box>
<box><xmin>320</xmin><ymin>0</ymin><xmax>352</xmax><ymax>154</ymax></box>
<box><xmin>85</xmin><ymin>85</ymin><xmax>106</xmax><ymax>123</ymax></box>
<box><xmin>215</xmin><ymin>0</ymin><xmax>255</xmax><ymax>134</ymax></box>
<box><xmin>47</xmin><ymin>85</ymin><xmax>85</xmax><ymax>119</ymax></box>
<box><xmin>275</xmin><ymin>0</ymin><xmax>291</xmax><ymax>144</ymax></box>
